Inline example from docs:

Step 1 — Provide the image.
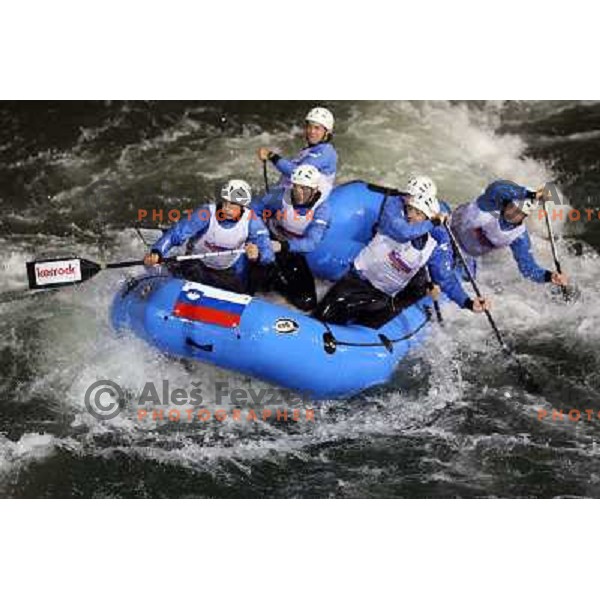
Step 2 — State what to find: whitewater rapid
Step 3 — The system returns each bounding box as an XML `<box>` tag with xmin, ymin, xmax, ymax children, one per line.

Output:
<box><xmin>1</xmin><ymin>101</ymin><xmax>598</xmax><ymax>497</ymax></box>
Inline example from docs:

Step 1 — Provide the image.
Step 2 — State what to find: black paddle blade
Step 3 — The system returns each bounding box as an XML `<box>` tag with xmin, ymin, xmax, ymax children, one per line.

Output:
<box><xmin>505</xmin><ymin>349</ymin><xmax>541</xmax><ymax>393</ymax></box>
<box><xmin>498</xmin><ymin>342</ymin><xmax>541</xmax><ymax>393</ymax></box>
<box><xmin>26</xmin><ymin>257</ymin><xmax>101</xmax><ymax>290</ymax></box>
<box><xmin>516</xmin><ymin>364</ymin><xmax>542</xmax><ymax>394</ymax></box>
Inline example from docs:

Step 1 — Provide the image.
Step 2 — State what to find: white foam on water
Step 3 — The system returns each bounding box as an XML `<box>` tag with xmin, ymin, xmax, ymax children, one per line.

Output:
<box><xmin>0</xmin><ymin>247</ymin><xmax>33</xmax><ymax>291</ymax></box>
<box><xmin>0</xmin><ymin>433</ymin><xmax>59</xmax><ymax>478</ymax></box>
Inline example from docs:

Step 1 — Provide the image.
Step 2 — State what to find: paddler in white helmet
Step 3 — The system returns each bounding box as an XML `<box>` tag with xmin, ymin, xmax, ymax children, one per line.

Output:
<box><xmin>144</xmin><ymin>179</ymin><xmax>274</xmax><ymax>294</ymax></box>
<box><xmin>450</xmin><ymin>179</ymin><xmax>569</xmax><ymax>287</ymax></box>
<box><xmin>252</xmin><ymin>164</ymin><xmax>330</xmax><ymax>311</ymax></box>
<box><xmin>257</xmin><ymin>106</ymin><xmax>337</xmax><ymax>200</ymax></box>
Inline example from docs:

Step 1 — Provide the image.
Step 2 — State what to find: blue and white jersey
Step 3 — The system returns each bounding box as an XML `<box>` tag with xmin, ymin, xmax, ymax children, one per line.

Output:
<box><xmin>152</xmin><ymin>204</ymin><xmax>275</xmax><ymax>276</ymax></box>
<box><xmin>272</xmin><ymin>141</ymin><xmax>337</xmax><ymax>199</ymax></box>
<box><xmin>451</xmin><ymin>180</ymin><xmax>550</xmax><ymax>283</ymax></box>
<box><xmin>356</xmin><ymin>195</ymin><xmax>471</xmax><ymax>307</ymax></box>
<box><xmin>252</xmin><ymin>188</ymin><xmax>331</xmax><ymax>254</ymax></box>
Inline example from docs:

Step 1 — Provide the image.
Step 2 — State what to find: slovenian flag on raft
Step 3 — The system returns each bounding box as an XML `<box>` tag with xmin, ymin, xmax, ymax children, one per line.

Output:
<box><xmin>172</xmin><ymin>282</ymin><xmax>252</xmax><ymax>328</ymax></box>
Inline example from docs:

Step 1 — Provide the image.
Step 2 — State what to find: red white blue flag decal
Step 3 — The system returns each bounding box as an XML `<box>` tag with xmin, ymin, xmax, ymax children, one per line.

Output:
<box><xmin>173</xmin><ymin>282</ymin><xmax>251</xmax><ymax>328</ymax></box>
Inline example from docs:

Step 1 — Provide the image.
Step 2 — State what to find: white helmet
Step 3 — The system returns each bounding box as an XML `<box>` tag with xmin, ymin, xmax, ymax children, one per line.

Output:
<box><xmin>405</xmin><ymin>175</ymin><xmax>440</xmax><ymax>219</ymax></box>
<box><xmin>220</xmin><ymin>179</ymin><xmax>252</xmax><ymax>207</ymax></box>
<box><xmin>291</xmin><ymin>164</ymin><xmax>321</xmax><ymax>189</ymax></box>
<box><xmin>306</xmin><ymin>107</ymin><xmax>334</xmax><ymax>132</ymax></box>
<box><xmin>405</xmin><ymin>175</ymin><xmax>438</xmax><ymax>199</ymax></box>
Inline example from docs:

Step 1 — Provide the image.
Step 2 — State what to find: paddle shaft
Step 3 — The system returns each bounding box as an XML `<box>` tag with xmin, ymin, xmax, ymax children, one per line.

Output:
<box><xmin>27</xmin><ymin>249</ymin><xmax>247</xmax><ymax>291</ymax></box>
<box><xmin>425</xmin><ymin>267</ymin><xmax>443</xmax><ymax>325</ymax></box>
<box><xmin>446</xmin><ymin>223</ymin><xmax>538</xmax><ymax>389</ymax></box>
<box><xmin>104</xmin><ymin>249</ymin><xmax>245</xmax><ymax>270</ymax></box>
<box><xmin>443</xmin><ymin>222</ymin><xmax>511</xmax><ymax>355</ymax></box>
<box><xmin>263</xmin><ymin>160</ymin><xmax>270</xmax><ymax>193</ymax></box>
<box><xmin>134</xmin><ymin>226</ymin><xmax>150</xmax><ymax>248</ymax></box>
<box><xmin>543</xmin><ymin>208</ymin><xmax>570</xmax><ymax>301</ymax></box>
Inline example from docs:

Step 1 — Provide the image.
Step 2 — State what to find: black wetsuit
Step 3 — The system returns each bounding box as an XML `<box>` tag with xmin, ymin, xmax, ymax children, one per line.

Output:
<box><xmin>312</xmin><ymin>267</ymin><xmax>430</xmax><ymax>329</ymax></box>
<box><xmin>249</xmin><ymin>246</ymin><xmax>317</xmax><ymax>311</ymax></box>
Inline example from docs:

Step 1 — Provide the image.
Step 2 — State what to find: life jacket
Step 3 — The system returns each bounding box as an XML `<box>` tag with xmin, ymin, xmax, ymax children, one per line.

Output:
<box><xmin>277</xmin><ymin>142</ymin><xmax>336</xmax><ymax>200</ymax></box>
<box><xmin>354</xmin><ymin>232</ymin><xmax>438</xmax><ymax>296</ymax></box>
<box><xmin>268</xmin><ymin>188</ymin><xmax>327</xmax><ymax>239</ymax></box>
<box><xmin>189</xmin><ymin>204</ymin><xmax>250</xmax><ymax>270</ymax></box>
<box><xmin>451</xmin><ymin>200</ymin><xmax>526</xmax><ymax>256</ymax></box>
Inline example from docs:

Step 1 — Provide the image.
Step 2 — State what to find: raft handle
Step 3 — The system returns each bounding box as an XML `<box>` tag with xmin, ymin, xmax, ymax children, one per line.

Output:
<box><xmin>323</xmin><ymin>332</ymin><xmax>337</xmax><ymax>355</ymax></box>
<box><xmin>366</xmin><ymin>182</ymin><xmax>403</xmax><ymax>196</ymax></box>
<box><xmin>378</xmin><ymin>334</ymin><xmax>394</xmax><ymax>354</ymax></box>
<box><xmin>185</xmin><ymin>337</ymin><xmax>214</xmax><ymax>353</ymax></box>
<box><xmin>320</xmin><ymin>308</ymin><xmax>431</xmax><ymax>353</ymax></box>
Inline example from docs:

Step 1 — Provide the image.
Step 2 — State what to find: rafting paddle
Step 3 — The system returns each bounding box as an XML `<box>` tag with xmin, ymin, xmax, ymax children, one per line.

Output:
<box><xmin>26</xmin><ymin>249</ymin><xmax>245</xmax><ymax>290</ymax></box>
<box><xmin>542</xmin><ymin>205</ymin><xmax>572</xmax><ymax>302</ymax></box>
<box><xmin>443</xmin><ymin>222</ymin><xmax>538</xmax><ymax>390</ymax></box>
<box><xmin>425</xmin><ymin>266</ymin><xmax>443</xmax><ymax>325</ymax></box>
<box><xmin>262</xmin><ymin>159</ymin><xmax>270</xmax><ymax>193</ymax></box>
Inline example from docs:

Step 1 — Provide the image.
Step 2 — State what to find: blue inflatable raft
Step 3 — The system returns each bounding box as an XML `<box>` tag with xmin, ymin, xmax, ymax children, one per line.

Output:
<box><xmin>111</xmin><ymin>181</ymin><xmax>437</xmax><ymax>400</ymax></box>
